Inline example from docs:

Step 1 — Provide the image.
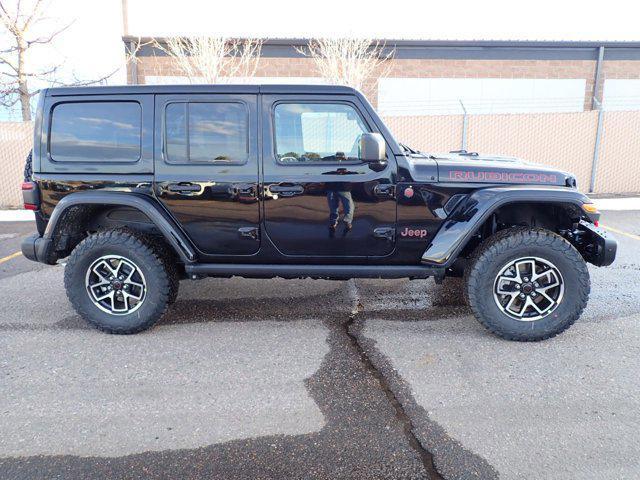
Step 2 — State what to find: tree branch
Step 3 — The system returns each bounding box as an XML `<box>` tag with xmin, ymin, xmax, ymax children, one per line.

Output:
<box><xmin>26</xmin><ymin>19</ymin><xmax>73</xmax><ymax>47</ymax></box>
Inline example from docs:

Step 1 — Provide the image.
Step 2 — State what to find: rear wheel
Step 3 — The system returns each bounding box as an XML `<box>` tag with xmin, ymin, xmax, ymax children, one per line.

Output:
<box><xmin>64</xmin><ymin>229</ymin><xmax>171</xmax><ymax>334</ymax></box>
<box><xmin>465</xmin><ymin>227</ymin><xmax>590</xmax><ymax>341</ymax></box>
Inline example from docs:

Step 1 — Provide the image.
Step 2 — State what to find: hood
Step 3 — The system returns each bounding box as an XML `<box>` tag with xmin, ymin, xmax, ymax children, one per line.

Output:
<box><xmin>410</xmin><ymin>152</ymin><xmax>576</xmax><ymax>188</ymax></box>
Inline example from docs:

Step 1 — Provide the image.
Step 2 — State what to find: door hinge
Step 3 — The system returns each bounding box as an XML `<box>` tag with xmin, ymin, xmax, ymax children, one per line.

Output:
<box><xmin>238</xmin><ymin>226</ymin><xmax>259</xmax><ymax>241</ymax></box>
<box><xmin>373</xmin><ymin>227</ymin><xmax>395</xmax><ymax>241</ymax></box>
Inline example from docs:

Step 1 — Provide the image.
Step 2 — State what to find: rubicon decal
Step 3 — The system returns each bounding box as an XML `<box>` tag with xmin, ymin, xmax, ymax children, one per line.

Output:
<box><xmin>448</xmin><ymin>170</ymin><xmax>558</xmax><ymax>184</ymax></box>
<box><xmin>400</xmin><ymin>227</ymin><xmax>428</xmax><ymax>238</ymax></box>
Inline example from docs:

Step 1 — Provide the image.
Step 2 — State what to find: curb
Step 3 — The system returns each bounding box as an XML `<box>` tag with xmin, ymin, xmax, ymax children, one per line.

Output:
<box><xmin>0</xmin><ymin>210</ymin><xmax>34</xmax><ymax>222</ymax></box>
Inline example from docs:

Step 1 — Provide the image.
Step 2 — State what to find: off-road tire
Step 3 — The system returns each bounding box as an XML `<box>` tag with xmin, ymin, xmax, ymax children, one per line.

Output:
<box><xmin>136</xmin><ymin>231</ymin><xmax>180</xmax><ymax>304</ymax></box>
<box><xmin>64</xmin><ymin>229</ymin><xmax>171</xmax><ymax>334</ymax></box>
<box><xmin>24</xmin><ymin>150</ymin><xmax>33</xmax><ymax>181</ymax></box>
<box><xmin>465</xmin><ymin>227</ymin><xmax>590</xmax><ymax>341</ymax></box>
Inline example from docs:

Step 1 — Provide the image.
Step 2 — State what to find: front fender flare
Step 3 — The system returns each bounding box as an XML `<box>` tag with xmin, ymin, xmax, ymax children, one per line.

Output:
<box><xmin>40</xmin><ymin>192</ymin><xmax>197</xmax><ymax>264</ymax></box>
<box><xmin>421</xmin><ymin>186</ymin><xmax>592</xmax><ymax>267</ymax></box>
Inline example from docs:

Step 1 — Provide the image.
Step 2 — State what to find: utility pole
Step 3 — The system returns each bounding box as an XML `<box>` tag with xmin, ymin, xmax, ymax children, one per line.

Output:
<box><xmin>121</xmin><ymin>0</ymin><xmax>129</xmax><ymax>36</ymax></box>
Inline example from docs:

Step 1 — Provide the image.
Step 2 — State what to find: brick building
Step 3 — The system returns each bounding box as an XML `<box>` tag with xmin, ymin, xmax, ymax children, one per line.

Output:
<box><xmin>125</xmin><ymin>38</ymin><xmax>640</xmax><ymax>115</ymax></box>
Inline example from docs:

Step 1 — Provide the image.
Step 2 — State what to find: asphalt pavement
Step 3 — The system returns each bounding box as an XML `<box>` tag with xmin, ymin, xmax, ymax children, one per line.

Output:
<box><xmin>0</xmin><ymin>210</ymin><xmax>638</xmax><ymax>479</ymax></box>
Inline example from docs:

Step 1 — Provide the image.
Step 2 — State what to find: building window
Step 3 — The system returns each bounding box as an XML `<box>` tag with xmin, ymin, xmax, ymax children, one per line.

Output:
<box><xmin>164</xmin><ymin>102</ymin><xmax>248</xmax><ymax>164</ymax></box>
<box><xmin>274</xmin><ymin>103</ymin><xmax>368</xmax><ymax>163</ymax></box>
<box><xmin>603</xmin><ymin>79</ymin><xmax>640</xmax><ymax>111</ymax></box>
<box><xmin>378</xmin><ymin>78</ymin><xmax>587</xmax><ymax>116</ymax></box>
<box><xmin>50</xmin><ymin>102</ymin><xmax>141</xmax><ymax>162</ymax></box>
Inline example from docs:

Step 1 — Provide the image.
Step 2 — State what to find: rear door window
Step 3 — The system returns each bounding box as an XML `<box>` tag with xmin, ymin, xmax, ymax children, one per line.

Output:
<box><xmin>49</xmin><ymin>102</ymin><xmax>141</xmax><ymax>162</ymax></box>
<box><xmin>164</xmin><ymin>102</ymin><xmax>248</xmax><ymax>164</ymax></box>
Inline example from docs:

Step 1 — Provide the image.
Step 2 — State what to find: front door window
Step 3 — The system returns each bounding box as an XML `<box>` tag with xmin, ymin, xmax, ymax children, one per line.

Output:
<box><xmin>274</xmin><ymin>103</ymin><xmax>368</xmax><ymax>164</ymax></box>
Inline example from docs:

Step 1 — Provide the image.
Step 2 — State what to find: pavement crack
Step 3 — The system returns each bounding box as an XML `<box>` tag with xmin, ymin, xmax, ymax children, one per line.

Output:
<box><xmin>344</xmin><ymin>280</ymin><xmax>444</xmax><ymax>480</ymax></box>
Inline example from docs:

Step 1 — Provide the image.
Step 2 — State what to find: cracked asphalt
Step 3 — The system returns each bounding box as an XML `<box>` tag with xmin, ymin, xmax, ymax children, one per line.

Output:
<box><xmin>1</xmin><ymin>210</ymin><xmax>639</xmax><ymax>479</ymax></box>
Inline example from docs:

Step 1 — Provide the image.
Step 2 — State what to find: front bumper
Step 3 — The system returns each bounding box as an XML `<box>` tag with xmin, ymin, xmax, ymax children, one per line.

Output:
<box><xmin>21</xmin><ymin>233</ymin><xmax>54</xmax><ymax>264</ymax></box>
<box><xmin>578</xmin><ymin>220</ymin><xmax>617</xmax><ymax>267</ymax></box>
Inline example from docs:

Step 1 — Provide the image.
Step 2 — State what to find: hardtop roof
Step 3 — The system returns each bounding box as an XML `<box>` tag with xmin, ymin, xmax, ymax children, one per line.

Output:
<box><xmin>45</xmin><ymin>84</ymin><xmax>359</xmax><ymax>97</ymax></box>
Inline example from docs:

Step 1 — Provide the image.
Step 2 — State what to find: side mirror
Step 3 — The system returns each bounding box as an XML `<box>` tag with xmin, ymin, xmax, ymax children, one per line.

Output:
<box><xmin>359</xmin><ymin>133</ymin><xmax>386</xmax><ymax>163</ymax></box>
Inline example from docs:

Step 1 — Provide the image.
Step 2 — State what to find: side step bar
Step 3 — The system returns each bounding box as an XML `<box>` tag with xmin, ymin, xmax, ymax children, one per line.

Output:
<box><xmin>184</xmin><ymin>264</ymin><xmax>443</xmax><ymax>280</ymax></box>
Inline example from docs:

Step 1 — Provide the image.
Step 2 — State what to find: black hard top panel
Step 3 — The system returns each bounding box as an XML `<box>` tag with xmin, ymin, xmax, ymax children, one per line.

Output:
<box><xmin>46</xmin><ymin>84</ymin><xmax>359</xmax><ymax>97</ymax></box>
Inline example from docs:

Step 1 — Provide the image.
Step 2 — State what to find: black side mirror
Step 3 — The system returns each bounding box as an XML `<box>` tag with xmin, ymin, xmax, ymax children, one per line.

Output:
<box><xmin>359</xmin><ymin>133</ymin><xmax>387</xmax><ymax>171</ymax></box>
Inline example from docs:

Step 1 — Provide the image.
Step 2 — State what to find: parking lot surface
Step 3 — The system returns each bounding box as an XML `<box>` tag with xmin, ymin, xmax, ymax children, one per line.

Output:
<box><xmin>1</xmin><ymin>210</ymin><xmax>639</xmax><ymax>479</ymax></box>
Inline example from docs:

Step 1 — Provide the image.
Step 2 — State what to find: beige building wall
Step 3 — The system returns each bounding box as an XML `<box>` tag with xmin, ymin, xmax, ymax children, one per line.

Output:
<box><xmin>134</xmin><ymin>55</ymin><xmax>640</xmax><ymax>111</ymax></box>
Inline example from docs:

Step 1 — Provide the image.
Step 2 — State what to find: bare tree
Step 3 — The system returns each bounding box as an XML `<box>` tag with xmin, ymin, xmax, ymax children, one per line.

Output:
<box><xmin>297</xmin><ymin>38</ymin><xmax>393</xmax><ymax>91</ymax></box>
<box><xmin>0</xmin><ymin>0</ymin><xmax>121</xmax><ymax>121</ymax></box>
<box><xmin>154</xmin><ymin>36</ymin><xmax>263</xmax><ymax>84</ymax></box>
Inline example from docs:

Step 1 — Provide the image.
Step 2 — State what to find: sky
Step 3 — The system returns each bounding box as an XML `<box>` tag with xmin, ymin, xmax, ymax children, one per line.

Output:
<box><xmin>1</xmin><ymin>0</ymin><xmax>639</xmax><ymax>119</ymax></box>
<box><xmin>124</xmin><ymin>0</ymin><xmax>640</xmax><ymax>41</ymax></box>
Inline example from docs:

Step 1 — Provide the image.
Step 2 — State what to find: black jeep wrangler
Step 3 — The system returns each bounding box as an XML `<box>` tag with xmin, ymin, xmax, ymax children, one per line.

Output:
<box><xmin>21</xmin><ymin>84</ymin><xmax>616</xmax><ymax>341</ymax></box>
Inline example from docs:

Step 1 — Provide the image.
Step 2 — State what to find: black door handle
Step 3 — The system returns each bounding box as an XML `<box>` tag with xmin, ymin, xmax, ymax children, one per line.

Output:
<box><xmin>269</xmin><ymin>184</ymin><xmax>304</xmax><ymax>196</ymax></box>
<box><xmin>168</xmin><ymin>183</ymin><xmax>200</xmax><ymax>193</ymax></box>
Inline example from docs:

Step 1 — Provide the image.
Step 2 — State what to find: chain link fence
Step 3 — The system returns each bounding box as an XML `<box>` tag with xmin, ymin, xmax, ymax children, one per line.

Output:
<box><xmin>0</xmin><ymin>122</ymin><xmax>32</xmax><ymax>207</ymax></box>
<box><xmin>383</xmin><ymin>109</ymin><xmax>640</xmax><ymax>195</ymax></box>
<box><xmin>0</xmin><ymin>110</ymin><xmax>639</xmax><ymax>207</ymax></box>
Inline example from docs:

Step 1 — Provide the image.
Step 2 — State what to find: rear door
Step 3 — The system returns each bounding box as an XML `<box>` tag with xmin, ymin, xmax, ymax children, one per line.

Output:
<box><xmin>261</xmin><ymin>94</ymin><xmax>397</xmax><ymax>258</ymax></box>
<box><xmin>154</xmin><ymin>94</ymin><xmax>260</xmax><ymax>256</ymax></box>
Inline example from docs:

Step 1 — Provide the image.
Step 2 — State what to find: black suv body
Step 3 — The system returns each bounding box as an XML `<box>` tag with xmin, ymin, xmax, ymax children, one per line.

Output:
<box><xmin>21</xmin><ymin>84</ymin><xmax>616</xmax><ymax>340</ymax></box>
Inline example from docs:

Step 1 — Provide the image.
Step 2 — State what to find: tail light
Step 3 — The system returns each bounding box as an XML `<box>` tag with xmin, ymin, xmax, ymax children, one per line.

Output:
<box><xmin>21</xmin><ymin>181</ymin><xmax>39</xmax><ymax>211</ymax></box>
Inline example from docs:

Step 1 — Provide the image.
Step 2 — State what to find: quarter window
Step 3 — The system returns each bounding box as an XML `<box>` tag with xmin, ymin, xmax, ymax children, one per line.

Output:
<box><xmin>165</xmin><ymin>102</ymin><xmax>248</xmax><ymax>164</ymax></box>
<box><xmin>274</xmin><ymin>103</ymin><xmax>369</xmax><ymax>163</ymax></box>
<box><xmin>50</xmin><ymin>102</ymin><xmax>141</xmax><ymax>162</ymax></box>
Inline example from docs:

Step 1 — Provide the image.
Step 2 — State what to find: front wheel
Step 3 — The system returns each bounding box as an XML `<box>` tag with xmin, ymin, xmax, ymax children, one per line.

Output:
<box><xmin>465</xmin><ymin>227</ymin><xmax>590</xmax><ymax>341</ymax></box>
<box><xmin>64</xmin><ymin>230</ymin><xmax>172</xmax><ymax>334</ymax></box>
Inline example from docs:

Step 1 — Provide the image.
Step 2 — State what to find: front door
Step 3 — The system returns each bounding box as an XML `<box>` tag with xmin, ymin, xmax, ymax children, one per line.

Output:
<box><xmin>261</xmin><ymin>95</ymin><xmax>397</xmax><ymax>258</ymax></box>
<box><xmin>154</xmin><ymin>94</ymin><xmax>260</xmax><ymax>256</ymax></box>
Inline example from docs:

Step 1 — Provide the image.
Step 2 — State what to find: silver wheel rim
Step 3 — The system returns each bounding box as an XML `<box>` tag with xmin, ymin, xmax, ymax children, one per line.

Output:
<box><xmin>85</xmin><ymin>255</ymin><xmax>147</xmax><ymax>315</ymax></box>
<box><xmin>493</xmin><ymin>256</ymin><xmax>564</xmax><ymax>322</ymax></box>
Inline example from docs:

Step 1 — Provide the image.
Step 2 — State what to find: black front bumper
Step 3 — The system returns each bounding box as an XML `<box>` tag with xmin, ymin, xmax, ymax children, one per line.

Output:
<box><xmin>578</xmin><ymin>220</ymin><xmax>617</xmax><ymax>267</ymax></box>
<box><xmin>21</xmin><ymin>233</ymin><xmax>53</xmax><ymax>264</ymax></box>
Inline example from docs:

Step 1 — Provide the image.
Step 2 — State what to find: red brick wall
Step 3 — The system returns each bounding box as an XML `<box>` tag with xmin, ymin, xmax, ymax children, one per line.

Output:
<box><xmin>133</xmin><ymin>56</ymin><xmax>640</xmax><ymax>110</ymax></box>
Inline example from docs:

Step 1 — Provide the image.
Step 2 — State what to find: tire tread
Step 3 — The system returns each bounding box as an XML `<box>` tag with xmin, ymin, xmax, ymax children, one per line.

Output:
<box><xmin>64</xmin><ymin>229</ymin><xmax>172</xmax><ymax>334</ymax></box>
<box><xmin>465</xmin><ymin>227</ymin><xmax>590</xmax><ymax>341</ymax></box>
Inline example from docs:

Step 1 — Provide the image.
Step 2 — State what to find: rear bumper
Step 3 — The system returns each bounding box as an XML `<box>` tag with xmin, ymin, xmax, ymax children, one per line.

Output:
<box><xmin>21</xmin><ymin>233</ymin><xmax>53</xmax><ymax>264</ymax></box>
<box><xmin>579</xmin><ymin>220</ymin><xmax>617</xmax><ymax>267</ymax></box>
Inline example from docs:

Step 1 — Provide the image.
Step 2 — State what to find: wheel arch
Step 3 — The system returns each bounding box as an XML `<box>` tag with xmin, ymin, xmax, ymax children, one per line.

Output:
<box><xmin>39</xmin><ymin>192</ymin><xmax>197</xmax><ymax>265</ymax></box>
<box><xmin>422</xmin><ymin>186</ymin><xmax>595</xmax><ymax>268</ymax></box>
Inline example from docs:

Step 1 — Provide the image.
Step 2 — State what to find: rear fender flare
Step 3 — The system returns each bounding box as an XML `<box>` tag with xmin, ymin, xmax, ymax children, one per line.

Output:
<box><xmin>421</xmin><ymin>186</ymin><xmax>592</xmax><ymax>267</ymax></box>
<box><xmin>42</xmin><ymin>192</ymin><xmax>197</xmax><ymax>264</ymax></box>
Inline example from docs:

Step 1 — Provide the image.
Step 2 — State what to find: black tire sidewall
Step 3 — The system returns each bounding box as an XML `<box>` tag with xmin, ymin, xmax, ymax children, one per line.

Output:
<box><xmin>66</xmin><ymin>237</ymin><xmax>169</xmax><ymax>333</ymax></box>
<box><xmin>468</xmin><ymin>231</ymin><xmax>589</xmax><ymax>340</ymax></box>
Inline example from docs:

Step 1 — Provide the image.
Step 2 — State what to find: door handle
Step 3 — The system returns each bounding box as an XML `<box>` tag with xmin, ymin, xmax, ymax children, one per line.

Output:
<box><xmin>167</xmin><ymin>183</ymin><xmax>201</xmax><ymax>193</ymax></box>
<box><xmin>269</xmin><ymin>184</ymin><xmax>304</xmax><ymax>196</ymax></box>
